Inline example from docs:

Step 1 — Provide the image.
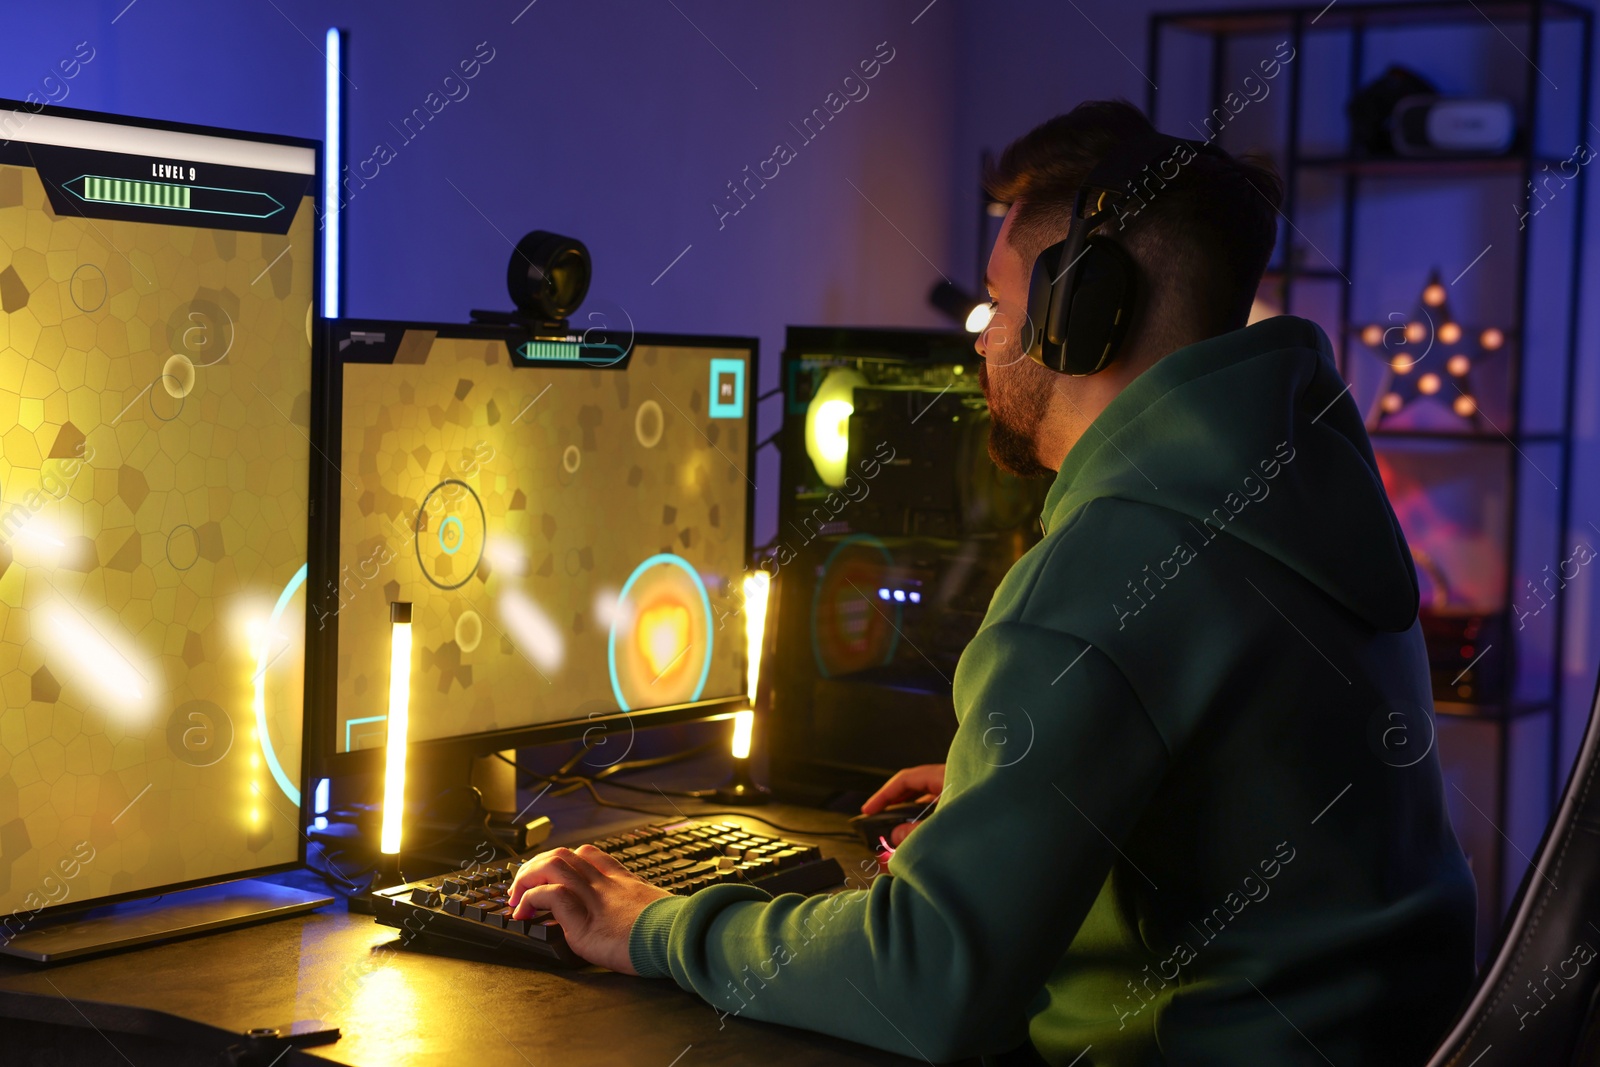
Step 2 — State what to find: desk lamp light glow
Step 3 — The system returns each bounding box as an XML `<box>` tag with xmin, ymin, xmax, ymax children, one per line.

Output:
<box><xmin>380</xmin><ymin>601</ymin><xmax>413</xmax><ymax>855</ymax></box>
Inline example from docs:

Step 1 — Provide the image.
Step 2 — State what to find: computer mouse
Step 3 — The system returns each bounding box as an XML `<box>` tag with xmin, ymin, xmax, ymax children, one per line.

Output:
<box><xmin>848</xmin><ymin>799</ymin><xmax>936</xmax><ymax>851</ymax></box>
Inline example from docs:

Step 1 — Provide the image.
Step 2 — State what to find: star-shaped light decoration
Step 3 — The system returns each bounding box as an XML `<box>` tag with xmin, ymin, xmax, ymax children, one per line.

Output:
<box><xmin>1359</xmin><ymin>268</ymin><xmax>1500</xmax><ymax>430</ymax></box>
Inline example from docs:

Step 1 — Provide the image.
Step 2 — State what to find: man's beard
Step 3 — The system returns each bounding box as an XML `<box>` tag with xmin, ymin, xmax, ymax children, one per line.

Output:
<box><xmin>979</xmin><ymin>355</ymin><xmax>1054</xmax><ymax>479</ymax></box>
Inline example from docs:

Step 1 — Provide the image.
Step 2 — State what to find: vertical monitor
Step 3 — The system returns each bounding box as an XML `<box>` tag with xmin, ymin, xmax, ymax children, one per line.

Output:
<box><xmin>0</xmin><ymin>102</ymin><xmax>318</xmax><ymax>922</ymax></box>
<box><xmin>326</xmin><ymin>324</ymin><xmax>755</xmax><ymax>757</ymax></box>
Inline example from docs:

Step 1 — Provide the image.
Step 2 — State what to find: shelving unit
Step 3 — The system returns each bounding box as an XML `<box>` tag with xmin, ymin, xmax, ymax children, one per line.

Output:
<box><xmin>1148</xmin><ymin>0</ymin><xmax>1590</xmax><ymax>954</ymax></box>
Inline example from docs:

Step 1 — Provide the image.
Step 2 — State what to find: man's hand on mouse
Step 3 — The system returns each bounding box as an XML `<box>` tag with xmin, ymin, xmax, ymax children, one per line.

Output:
<box><xmin>507</xmin><ymin>845</ymin><xmax>672</xmax><ymax>973</ymax></box>
<box><xmin>862</xmin><ymin>763</ymin><xmax>945</xmax><ymax>846</ymax></box>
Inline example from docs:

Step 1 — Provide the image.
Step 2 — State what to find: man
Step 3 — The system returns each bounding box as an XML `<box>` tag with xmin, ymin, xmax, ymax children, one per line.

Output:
<box><xmin>508</xmin><ymin>101</ymin><xmax>1477</xmax><ymax>1065</ymax></box>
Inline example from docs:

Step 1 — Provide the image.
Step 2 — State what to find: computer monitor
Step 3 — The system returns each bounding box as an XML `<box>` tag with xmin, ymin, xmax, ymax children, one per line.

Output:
<box><xmin>0</xmin><ymin>101</ymin><xmax>320</xmax><ymax>941</ymax></box>
<box><xmin>313</xmin><ymin>321</ymin><xmax>756</xmax><ymax>774</ymax></box>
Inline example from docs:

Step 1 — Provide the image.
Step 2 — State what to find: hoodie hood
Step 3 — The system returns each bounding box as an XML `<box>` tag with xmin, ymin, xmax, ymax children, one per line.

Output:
<box><xmin>1040</xmin><ymin>315</ymin><xmax>1418</xmax><ymax>633</ymax></box>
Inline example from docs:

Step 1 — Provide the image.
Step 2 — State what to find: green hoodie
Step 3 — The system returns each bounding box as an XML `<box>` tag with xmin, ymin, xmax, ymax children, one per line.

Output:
<box><xmin>628</xmin><ymin>316</ymin><xmax>1477</xmax><ymax>1065</ymax></box>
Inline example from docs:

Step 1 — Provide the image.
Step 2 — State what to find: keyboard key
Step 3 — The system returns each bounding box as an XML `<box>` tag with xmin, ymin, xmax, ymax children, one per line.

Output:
<box><xmin>442</xmin><ymin>896</ymin><xmax>466</xmax><ymax>916</ymax></box>
<box><xmin>411</xmin><ymin>888</ymin><xmax>441</xmax><ymax>907</ymax></box>
<box><xmin>464</xmin><ymin>902</ymin><xmax>490</xmax><ymax>921</ymax></box>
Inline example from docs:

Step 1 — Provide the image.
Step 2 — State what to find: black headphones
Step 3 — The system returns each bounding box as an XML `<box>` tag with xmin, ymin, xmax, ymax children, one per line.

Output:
<box><xmin>1022</xmin><ymin>128</ymin><xmax>1217</xmax><ymax>376</ymax></box>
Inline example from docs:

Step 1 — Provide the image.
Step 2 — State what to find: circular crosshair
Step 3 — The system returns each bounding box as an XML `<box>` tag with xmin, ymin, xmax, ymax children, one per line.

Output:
<box><xmin>415</xmin><ymin>479</ymin><xmax>486</xmax><ymax>591</ymax></box>
<box><xmin>438</xmin><ymin>515</ymin><xmax>465</xmax><ymax>555</ymax></box>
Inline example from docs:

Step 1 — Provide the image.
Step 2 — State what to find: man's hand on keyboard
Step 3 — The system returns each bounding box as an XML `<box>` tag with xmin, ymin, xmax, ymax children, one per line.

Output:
<box><xmin>507</xmin><ymin>845</ymin><xmax>673</xmax><ymax>973</ymax></box>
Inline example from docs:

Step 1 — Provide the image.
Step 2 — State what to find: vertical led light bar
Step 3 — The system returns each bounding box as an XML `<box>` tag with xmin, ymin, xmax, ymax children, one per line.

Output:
<box><xmin>731</xmin><ymin>709</ymin><xmax>755</xmax><ymax>760</ymax></box>
<box><xmin>715</xmin><ymin>573</ymin><xmax>770</xmax><ymax>804</ymax></box>
<box><xmin>322</xmin><ymin>27</ymin><xmax>345</xmax><ymax>318</ymax></box>
<box><xmin>380</xmin><ymin>602</ymin><xmax>413</xmax><ymax>855</ymax></box>
<box><xmin>742</xmin><ymin>570</ymin><xmax>770</xmax><ymax>709</ymax></box>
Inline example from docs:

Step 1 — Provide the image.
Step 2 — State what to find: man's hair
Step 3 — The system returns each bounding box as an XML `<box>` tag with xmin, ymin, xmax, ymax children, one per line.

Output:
<box><xmin>984</xmin><ymin>100</ymin><xmax>1282</xmax><ymax>340</ymax></box>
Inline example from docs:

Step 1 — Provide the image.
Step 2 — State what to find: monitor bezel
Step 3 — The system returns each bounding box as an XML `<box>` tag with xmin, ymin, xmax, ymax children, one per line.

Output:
<box><xmin>0</xmin><ymin>98</ymin><xmax>323</xmax><ymax>921</ymax></box>
<box><xmin>309</xmin><ymin>320</ymin><xmax>760</xmax><ymax>777</ymax></box>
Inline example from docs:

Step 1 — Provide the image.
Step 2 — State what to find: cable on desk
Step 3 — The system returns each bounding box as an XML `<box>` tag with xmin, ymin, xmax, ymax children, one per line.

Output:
<box><xmin>494</xmin><ymin>748</ymin><xmax>710</xmax><ymax>800</ymax></box>
<box><xmin>305</xmin><ymin>839</ymin><xmax>376</xmax><ymax>897</ymax></box>
<box><xmin>492</xmin><ymin>741</ymin><xmax>719</xmax><ymax>799</ymax></box>
<box><xmin>511</xmin><ymin>768</ymin><xmax>860</xmax><ymax>841</ymax></box>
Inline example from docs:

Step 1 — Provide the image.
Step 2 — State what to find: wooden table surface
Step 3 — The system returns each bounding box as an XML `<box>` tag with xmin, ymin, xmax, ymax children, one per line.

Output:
<box><xmin>0</xmin><ymin>798</ymin><xmax>927</xmax><ymax>1067</ymax></box>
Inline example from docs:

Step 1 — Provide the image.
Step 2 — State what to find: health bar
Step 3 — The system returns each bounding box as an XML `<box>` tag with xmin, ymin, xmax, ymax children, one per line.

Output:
<box><xmin>81</xmin><ymin>176</ymin><xmax>190</xmax><ymax>208</ymax></box>
<box><xmin>516</xmin><ymin>339</ymin><xmax>629</xmax><ymax>365</ymax></box>
<box><xmin>66</xmin><ymin>175</ymin><xmax>284</xmax><ymax>219</ymax></box>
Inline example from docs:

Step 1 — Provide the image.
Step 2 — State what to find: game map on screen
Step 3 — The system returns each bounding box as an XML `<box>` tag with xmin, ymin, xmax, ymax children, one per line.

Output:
<box><xmin>0</xmin><ymin>109</ymin><xmax>314</xmax><ymax>922</ymax></box>
<box><xmin>334</xmin><ymin>332</ymin><xmax>752</xmax><ymax>753</ymax></box>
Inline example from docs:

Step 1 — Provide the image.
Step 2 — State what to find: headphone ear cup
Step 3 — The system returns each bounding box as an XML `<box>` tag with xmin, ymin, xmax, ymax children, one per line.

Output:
<box><xmin>1022</xmin><ymin>243</ymin><xmax>1058</xmax><ymax>363</ymax></box>
<box><xmin>1061</xmin><ymin>235</ymin><xmax>1139</xmax><ymax>375</ymax></box>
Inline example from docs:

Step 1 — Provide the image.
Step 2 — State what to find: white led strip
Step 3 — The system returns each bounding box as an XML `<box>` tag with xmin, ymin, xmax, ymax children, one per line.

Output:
<box><xmin>0</xmin><ymin>109</ymin><xmax>315</xmax><ymax>175</ymax></box>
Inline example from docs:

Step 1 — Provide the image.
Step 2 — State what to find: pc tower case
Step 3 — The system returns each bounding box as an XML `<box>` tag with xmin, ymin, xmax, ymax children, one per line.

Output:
<box><xmin>764</xmin><ymin>327</ymin><xmax>1048</xmax><ymax>799</ymax></box>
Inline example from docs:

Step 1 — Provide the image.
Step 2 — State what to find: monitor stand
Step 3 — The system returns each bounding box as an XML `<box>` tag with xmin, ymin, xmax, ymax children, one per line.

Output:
<box><xmin>0</xmin><ymin>879</ymin><xmax>333</xmax><ymax>963</ymax></box>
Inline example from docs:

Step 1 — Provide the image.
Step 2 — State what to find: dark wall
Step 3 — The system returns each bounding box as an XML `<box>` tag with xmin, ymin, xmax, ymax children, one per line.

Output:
<box><xmin>3</xmin><ymin>0</ymin><xmax>964</xmax><ymax>547</ymax></box>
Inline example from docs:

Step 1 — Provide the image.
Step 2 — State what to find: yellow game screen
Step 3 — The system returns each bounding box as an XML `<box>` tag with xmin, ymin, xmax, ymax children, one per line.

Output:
<box><xmin>0</xmin><ymin>109</ymin><xmax>314</xmax><ymax>921</ymax></box>
<box><xmin>334</xmin><ymin>333</ymin><xmax>751</xmax><ymax>752</ymax></box>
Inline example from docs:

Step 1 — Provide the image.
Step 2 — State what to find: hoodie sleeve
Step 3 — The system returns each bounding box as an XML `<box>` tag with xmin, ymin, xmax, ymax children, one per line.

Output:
<box><xmin>626</xmin><ymin>621</ymin><xmax>1172</xmax><ymax>1062</ymax></box>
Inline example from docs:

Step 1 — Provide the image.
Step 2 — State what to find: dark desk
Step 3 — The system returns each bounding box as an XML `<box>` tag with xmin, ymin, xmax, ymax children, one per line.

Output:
<box><xmin>0</xmin><ymin>800</ymin><xmax>921</xmax><ymax>1067</ymax></box>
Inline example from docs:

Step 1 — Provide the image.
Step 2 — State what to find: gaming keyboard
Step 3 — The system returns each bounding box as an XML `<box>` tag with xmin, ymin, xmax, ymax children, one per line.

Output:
<box><xmin>370</xmin><ymin>817</ymin><xmax>845</xmax><ymax>965</ymax></box>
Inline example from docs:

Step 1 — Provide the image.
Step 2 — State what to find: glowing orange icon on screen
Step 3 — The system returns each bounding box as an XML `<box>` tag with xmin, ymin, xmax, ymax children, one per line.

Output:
<box><xmin>636</xmin><ymin>601</ymin><xmax>691</xmax><ymax>682</ymax></box>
